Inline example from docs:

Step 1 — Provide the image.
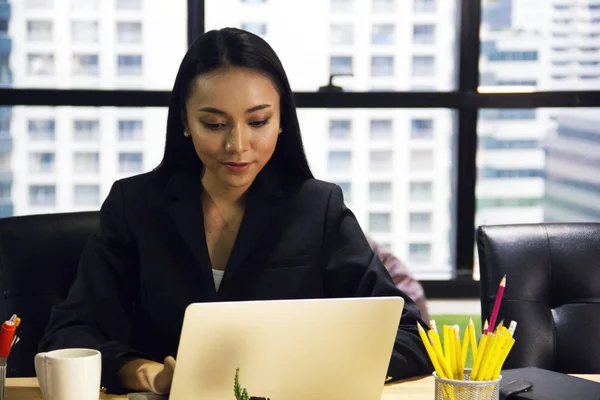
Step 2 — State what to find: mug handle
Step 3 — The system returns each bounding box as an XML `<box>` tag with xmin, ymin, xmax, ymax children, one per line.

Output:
<box><xmin>34</xmin><ymin>352</ymin><xmax>48</xmax><ymax>399</ymax></box>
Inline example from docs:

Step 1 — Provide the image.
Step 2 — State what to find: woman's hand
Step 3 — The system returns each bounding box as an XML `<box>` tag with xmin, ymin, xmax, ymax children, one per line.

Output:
<box><xmin>119</xmin><ymin>356</ymin><xmax>177</xmax><ymax>395</ymax></box>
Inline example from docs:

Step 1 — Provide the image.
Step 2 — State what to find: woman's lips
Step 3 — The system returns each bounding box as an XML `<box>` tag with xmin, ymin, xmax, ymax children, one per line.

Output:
<box><xmin>223</xmin><ymin>162</ymin><xmax>252</xmax><ymax>172</ymax></box>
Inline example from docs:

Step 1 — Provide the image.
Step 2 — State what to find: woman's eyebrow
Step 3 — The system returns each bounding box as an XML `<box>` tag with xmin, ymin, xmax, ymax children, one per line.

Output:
<box><xmin>197</xmin><ymin>104</ymin><xmax>272</xmax><ymax>115</ymax></box>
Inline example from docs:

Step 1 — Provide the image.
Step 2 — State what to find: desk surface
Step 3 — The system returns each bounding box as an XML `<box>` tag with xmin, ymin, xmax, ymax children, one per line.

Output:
<box><xmin>6</xmin><ymin>375</ymin><xmax>600</xmax><ymax>399</ymax></box>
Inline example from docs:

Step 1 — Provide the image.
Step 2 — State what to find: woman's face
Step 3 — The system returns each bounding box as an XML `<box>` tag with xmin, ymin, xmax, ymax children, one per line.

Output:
<box><xmin>184</xmin><ymin>66</ymin><xmax>281</xmax><ymax>192</ymax></box>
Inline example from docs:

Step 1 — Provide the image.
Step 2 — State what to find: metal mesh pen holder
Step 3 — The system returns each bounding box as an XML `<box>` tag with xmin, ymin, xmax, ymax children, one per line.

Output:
<box><xmin>434</xmin><ymin>369</ymin><xmax>501</xmax><ymax>400</ymax></box>
<box><xmin>0</xmin><ymin>362</ymin><xmax>6</xmax><ymax>400</ymax></box>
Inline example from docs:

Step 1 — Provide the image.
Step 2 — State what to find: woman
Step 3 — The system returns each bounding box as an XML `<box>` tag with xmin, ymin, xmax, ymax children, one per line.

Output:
<box><xmin>39</xmin><ymin>28</ymin><xmax>432</xmax><ymax>395</ymax></box>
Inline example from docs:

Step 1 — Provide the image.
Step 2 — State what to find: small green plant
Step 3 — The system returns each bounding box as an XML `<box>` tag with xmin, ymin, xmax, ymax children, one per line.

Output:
<box><xmin>234</xmin><ymin>368</ymin><xmax>250</xmax><ymax>400</ymax></box>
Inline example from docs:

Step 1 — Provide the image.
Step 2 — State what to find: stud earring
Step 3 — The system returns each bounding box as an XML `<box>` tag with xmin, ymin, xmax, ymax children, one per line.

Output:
<box><xmin>279</xmin><ymin>128</ymin><xmax>283</xmax><ymax>134</ymax></box>
<box><xmin>183</xmin><ymin>131</ymin><xmax>190</xmax><ymax>137</ymax></box>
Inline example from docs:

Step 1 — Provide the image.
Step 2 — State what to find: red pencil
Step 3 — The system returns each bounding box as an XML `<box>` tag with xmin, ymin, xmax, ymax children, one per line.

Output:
<box><xmin>486</xmin><ymin>275</ymin><xmax>506</xmax><ymax>334</ymax></box>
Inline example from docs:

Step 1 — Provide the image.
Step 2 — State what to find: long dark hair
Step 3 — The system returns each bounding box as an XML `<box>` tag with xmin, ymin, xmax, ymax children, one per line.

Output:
<box><xmin>157</xmin><ymin>28</ymin><xmax>313</xmax><ymax>185</ymax></box>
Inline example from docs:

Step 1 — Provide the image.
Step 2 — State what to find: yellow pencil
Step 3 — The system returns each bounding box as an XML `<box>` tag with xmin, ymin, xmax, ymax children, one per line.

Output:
<box><xmin>454</xmin><ymin>326</ymin><xmax>464</xmax><ymax>379</ymax></box>
<box><xmin>417</xmin><ymin>323</ymin><xmax>448</xmax><ymax>379</ymax></box>
<box><xmin>470</xmin><ymin>333</ymin><xmax>488</xmax><ymax>380</ymax></box>
<box><xmin>428</xmin><ymin>330</ymin><xmax>452</xmax><ymax>379</ymax></box>
<box><xmin>484</xmin><ymin>334</ymin><xmax>509</xmax><ymax>380</ymax></box>
<box><xmin>468</xmin><ymin>318</ymin><xmax>478</xmax><ymax>363</ymax></box>
<box><xmin>475</xmin><ymin>333</ymin><xmax>497</xmax><ymax>381</ymax></box>
<box><xmin>492</xmin><ymin>337</ymin><xmax>516</xmax><ymax>379</ymax></box>
<box><xmin>461</xmin><ymin>323</ymin><xmax>470</xmax><ymax>368</ymax></box>
<box><xmin>443</xmin><ymin>325</ymin><xmax>453</xmax><ymax>377</ymax></box>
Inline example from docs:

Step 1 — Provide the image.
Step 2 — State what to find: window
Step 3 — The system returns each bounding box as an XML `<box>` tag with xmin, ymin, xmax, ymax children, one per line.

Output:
<box><xmin>410</xmin><ymin>181</ymin><xmax>433</xmax><ymax>202</ymax></box>
<box><xmin>329</xmin><ymin>56</ymin><xmax>353</xmax><ymax>75</ymax></box>
<box><xmin>116</xmin><ymin>0</ymin><xmax>141</xmax><ymax>10</ymax></box>
<box><xmin>242</xmin><ymin>0</ymin><xmax>267</xmax><ymax>2</ymax></box>
<box><xmin>29</xmin><ymin>152</ymin><xmax>55</xmax><ymax>173</ymax></box>
<box><xmin>409</xmin><ymin>243</ymin><xmax>431</xmax><ymax>263</ymax></box>
<box><xmin>28</xmin><ymin>54</ymin><xmax>54</xmax><ymax>76</ymax></box>
<box><xmin>117</xmin><ymin>55</ymin><xmax>143</xmax><ymax>76</ymax></box>
<box><xmin>74</xmin><ymin>185</ymin><xmax>100</xmax><ymax>206</ymax></box>
<box><xmin>74</xmin><ymin>120</ymin><xmax>100</xmax><ymax>141</ymax></box>
<box><xmin>370</xmin><ymin>119</ymin><xmax>392</xmax><ymax>140</ymax></box>
<box><xmin>369</xmin><ymin>212</ymin><xmax>391</xmax><ymax>233</ymax></box>
<box><xmin>117</xmin><ymin>22</ymin><xmax>142</xmax><ymax>44</ymax></box>
<box><xmin>411</xmin><ymin>118</ymin><xmax>434</xmax><ymax>139</ymax></box>
<box><xmin>240</xmin><ymin>23</ymin><xmax>267</xmax><ymax>36</ymax></box>
<box><xmin>118</xmin><ymin>120</ymin><xmax>143</xmax><ymax>141</ymax></box>
<box><xmin>370</xmin><ymin>182</ymin><xmax>392</xmax><ymax>202</ymax></box>
<box><xmin>410</xmin><ymin>150</ymin><xmax>434</xmax><ymax>171</ymax></box>
<box><xmin>552</xmin><ymin>61</ymin><xmax>570</xmax><ymax>66</ymax></box>
<box><xmin>370</xmin><ymin>150</ymin><xmax>393</xmax><ymax>171</ymax></box>
<box><xmin>414</xmin><ymin>0</ymin><xmax>435</xmax><ymax>12</ymax></box>
<box><xmin>328</xmin><ymin>151</ymin><xmax>352</xmax><ymax>172</ymax></box>
<box><xmin>371</xmin><ymin>56</ymin><xmax>394</xmax><ymax>77</ymax></box>
<box><xmin>29</xmin><ymin>185</ymin><xmax>56</xmax><ymax>206</ymax></box>
<box><xmin>0</xmin><ymin>21</ymin><xmax>7</xmax><ymax>35</ymax></box>
<box><xmin>72</xmin><ymin>54</ymin><xmax>99</xmax><ymax>76</ymax></box>
<box><xmin>70</xmin><ymin>0</ymin><xmax>98</xmax><ymax>10</ymax></box>
<box><xmin>329</xmin><ymin>120</ymin><xmax>351</xmax><ymax>140</ymax></box>
<box><xmin>413</xmin><ymin>24</ymin><xmax>435</xmax><ymax>44</ymax></box>
<box><xmin>580</xmin><ymin>47</ymin><xmax>600</xmax><ymax>53</ymax></box>
<box><xmin>335</xmin><ymin>182</ymin><xmax>352</xmax><ymax>202</ymax></box>
<box><xmin>410</xmin><ymin>212</ymin><xmax>432</xmax><ymax>233</ymax></box>
<box><xmin>372</xmin><ymin>24</ymin><xmax>394</xmax><ymax>45</ymax></box>
<box><xmin>27</xmin><ymin>21</ymin><xmax>53</xmax><ymax>42</ymax></box>
<box><xmin>477</xmin><ymin>198</ymin><xmax>541</xmax><ymax>209</ymax></box>
<box><xmin>579</xmin><ymin>61</ymin><xmax>600</xmax><ymax>67</ymax></box>
<box><xmin>479</xmin><ymin>137</ymin><xmax>538</xmax><ymax>150</ymax></box>
<box><xmin>373</xmin><ymin>0</ymin><xmax>394</xmax><ymax>13</ymax></box>
<box><xmin>28</xmin><ymin>119</ymin><xmax>55</xmax><ymax>141</ymax></box>
<box><xmin>412</xmin><ymin>55</ymin><xmax>435</xmax><ymax>76</ymax></box>
<box><xmin>72</xmin><ymin>21</ymin><xmax>98</xmax><ymax>44</ymax></box>
<box><xmin>330</xmin><ymin>24</ymin><xmax>353</xmax><ymax>45</ymax></box>
<box><xmin>479</xmin><ymin>109</ymin><xmax>536</xmax><ymax>120</ymax></box>
<box><xmin>119</xmin><ymin>152</ymin><xmax>143</xmax><ymax>173</ymax></box>
<box><xmin>25</xmin><ymin>0</ymin><xmax>53</xmax><ymax>9</ymax></box>
<box><xmin>331</xmin><ymin>0</ymin><xmax>352</xmax><ymax>12</ymax></box>
<box><xmin>0</xmin><ymin>183</ymin><xmax>10</xmax><ymax>203</ymax></box>
<box><xmin>74</xmin><ymin>152</ymin><xmax>100</xmax><ymax>174</ymax></box>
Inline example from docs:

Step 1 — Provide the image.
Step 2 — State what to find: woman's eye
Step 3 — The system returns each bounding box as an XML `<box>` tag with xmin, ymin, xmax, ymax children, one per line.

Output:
<box><xmin>202</xmin><ymin>122</ymin><xmax>226</xmax><ymax>130</ymax></box>
<box><xmin>250</xmin><ymin>118</ymin><xmax>270</xmax><ymax>128</ymax></box>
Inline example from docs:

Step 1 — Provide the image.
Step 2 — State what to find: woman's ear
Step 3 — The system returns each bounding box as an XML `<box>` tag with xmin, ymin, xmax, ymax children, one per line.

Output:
<box><xmin>181</xmin><ymin>108</ymin><xmax>189</xmax><ymax>133</ymax></box>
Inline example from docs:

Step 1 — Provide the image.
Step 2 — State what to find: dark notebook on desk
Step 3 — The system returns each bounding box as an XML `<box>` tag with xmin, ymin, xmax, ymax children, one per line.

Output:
<box><xmin>499</xmin><ymin>367</ymin><xmax>600</xmax><ymax>400</ymax></box>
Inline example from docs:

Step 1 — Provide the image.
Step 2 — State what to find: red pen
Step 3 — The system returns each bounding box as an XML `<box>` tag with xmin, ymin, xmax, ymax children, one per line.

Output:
<box><xmin>0</xmin><ymin>314</ymin><xmax>18</xmax><ymax>358</ymax></box>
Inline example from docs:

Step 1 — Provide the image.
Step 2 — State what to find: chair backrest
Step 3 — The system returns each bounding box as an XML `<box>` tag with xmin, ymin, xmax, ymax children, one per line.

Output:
<box><xmin>0</xmin><ymin>211</ymin><xmax>99</xmax><ymax>377</ymax></box>
<box><xmin>477</xmin><ymin>223</ymin><xmax>600</xmax><ymax>373</ymax></box>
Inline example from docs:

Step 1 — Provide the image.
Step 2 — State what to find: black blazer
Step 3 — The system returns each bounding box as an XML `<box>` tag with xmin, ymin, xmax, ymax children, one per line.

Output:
<box><xmin>39</xmin><ymin>168</ymin><xmax>433</xmax><ymax>393</ymax></box>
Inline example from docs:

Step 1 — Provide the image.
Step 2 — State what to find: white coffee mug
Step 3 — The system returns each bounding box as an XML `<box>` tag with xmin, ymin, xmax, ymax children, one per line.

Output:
<box><xmin>34</xmin><ymin>348</ymin><xmax>102</xmax><ymax>400</ymax></box>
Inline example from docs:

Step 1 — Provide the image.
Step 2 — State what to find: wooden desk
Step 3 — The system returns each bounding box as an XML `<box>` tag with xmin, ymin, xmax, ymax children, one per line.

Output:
<box><xmin>6</xmin><ymin>375</ymin><xmax>600</xmax><ymax>399</ymax></box>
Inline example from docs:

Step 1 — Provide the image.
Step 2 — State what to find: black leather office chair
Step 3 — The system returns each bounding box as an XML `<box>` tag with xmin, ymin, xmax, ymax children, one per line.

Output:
<box><xmin>477</xmin><ymin>223</ymin><xmax>600</xmax><ymax>373</ymax></box>
<box><xmin>0</xmin><ymin>212</ymin><xmax>99</xmax><ymax>377</ymax></box>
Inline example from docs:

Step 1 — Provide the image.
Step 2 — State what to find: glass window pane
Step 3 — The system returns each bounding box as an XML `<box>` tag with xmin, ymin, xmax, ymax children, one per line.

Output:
<box><xmin>409</xmin><ymin>212</ymin><xmax>432</xmax><ymax>233</ymax></box>
<box><xmin>117</xmin><ymin>22</ymin><xmax>142</xmax><ymax>44</ymax></box>
<box><xmin>300</xmin><ymin>108</ymin><xmax>455</xmax><ymax>279</ymax></box>
<box><xmin>72</xmin><ymin>21</ymin><xmax>98</xmax><ymax>44</ymax></box>
<box><xmin>409</xmin><ymin>243</ymin><xmax>431</xmax><ymax>264</ymax></box>
<box><xmin>328</xmin><ymin>150</ymin><xmax>352</xmax><ymax>172</ymax></box>
<box><xmin>372</xmin><ymin>24</ymin><xmax>395</xmax><ymax>45</ymax></box>
<box><xmin>480</xmin><ymin>0</ymin><xmax>600</xmax><ymax>92</ymax></box>
<box><xmin>411</xmin><ymin>118</ymin><xmax>434</xmax><ymax>139</ymax></box>
<box><xmin>370</xmin><ymin>150</ymin><xmax>393</xmax><ymax>170</ymax></box>
<box><xmin>331</xmin><ymin>24</ymin><xmax>353</xmax><ymax>45</ymax></box>
<box><xmin>373</xmin><ymin>0</ymin><xmax>395</xmax><ymax>13</ymax></box>
<box><xmin>27</xmin><ymin>20</ymin><xmax>53</xmax><ymax>42</ymax></box>
<box><xmin>206</xmin><ymin>0</ymin><xmax>458</xmax><ymax>91</ymax></box>
<box><xmin>240</xmin><ymin>23</ymin><xmax>267</xmax><ymax>37</ymax></box>
<box><xmin>371</xmin><ymin>56</ymin><xmax>394</xmax><ymax>77</ymax></box>
<box><xmin>329</xmin><ymin>119</ymin><xmax>352</xmax><ymax>140</ymax></box>
<box><xmin>370</xmin><ymin>119</ymin><xmax>393</xmax><ymax>140</ymax></box>
<box><xmin>370</xmin><ymin>182</ymin><xmax>392</xmax><ymax>201</ymax></box>
<box><xmin>3</xmin><ymin>106</ymin><xmax>167</xmax><ymax>216</ymax></box>
<box><xmin>74</xmin><ymin>184</ymin><xmax>100</xmax><ymax>206</ymax></box>
<box><xmin>11</xmin><ymin>2</ymin><xmax>186</xmax><ymax>89</ymax></box>
<box><xmin>369</xmin><ymin>212</ymin><xmax>391</xmax><ymax>232</ymax></box>
<box><xmin>74</xmin><ymin>152</ymin><xmax>100</xmax><ymax>174</ymax></box>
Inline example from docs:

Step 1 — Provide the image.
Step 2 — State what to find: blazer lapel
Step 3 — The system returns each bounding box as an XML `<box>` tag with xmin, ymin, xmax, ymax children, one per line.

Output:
<box><xmin>166</xmin><ymin>172</ymin><xmax>216</xmax><ymax>297</ymax></box>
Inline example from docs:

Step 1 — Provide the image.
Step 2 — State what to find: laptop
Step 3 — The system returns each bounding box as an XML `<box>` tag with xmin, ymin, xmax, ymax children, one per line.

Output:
<box><xmin>168</xmin><ymin>297</ymin><xmax>404</xmax><ymax>400</ymax></box>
